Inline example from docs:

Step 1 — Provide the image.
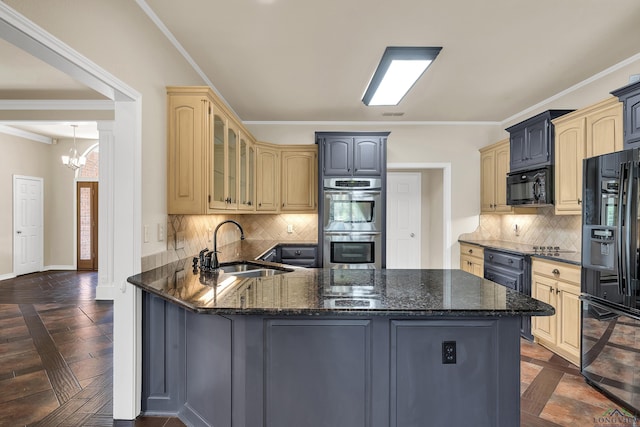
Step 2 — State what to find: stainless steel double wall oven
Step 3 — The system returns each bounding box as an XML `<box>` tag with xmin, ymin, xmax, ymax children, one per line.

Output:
<box><xmin>316</xmin><ymin>131</ymin><xmax>389</xmax><ymax>269</ymax></box>
<box><xmin>322</xmin><ymin>178</ymin><xmax>382</xmax><ymax>268</ymax></box>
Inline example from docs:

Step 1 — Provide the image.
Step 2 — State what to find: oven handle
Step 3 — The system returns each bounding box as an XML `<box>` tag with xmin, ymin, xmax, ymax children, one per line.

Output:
<box><xmin>324</xmin><ymin>232</ymin><xmax>381</xmax><ymax>236</ymax></box>
<box><xmin>323</xmin><ymin>190</ymin><xmax>381</xmax><ymax>196</ymax></box>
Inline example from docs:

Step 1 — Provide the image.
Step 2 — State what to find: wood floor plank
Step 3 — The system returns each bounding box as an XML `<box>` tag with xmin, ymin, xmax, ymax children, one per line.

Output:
<box><xmin>521</xmin><ymin>367</ymin><xmax>565</xmax><ymax>415</ymax></box>
<box><xmin>18</xmin><ymin>304</ymin><xmax>82</xmax><ymax>405</ymax></box>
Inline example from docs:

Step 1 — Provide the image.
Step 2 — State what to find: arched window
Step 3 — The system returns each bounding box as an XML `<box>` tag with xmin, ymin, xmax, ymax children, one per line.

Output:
<box><xmin>78</xmin><ymin>143</ymin><xmax>99</xmax><ymax>179</ymax></box>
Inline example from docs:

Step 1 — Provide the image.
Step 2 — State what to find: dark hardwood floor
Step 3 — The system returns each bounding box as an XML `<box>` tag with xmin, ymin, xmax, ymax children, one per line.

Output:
<box><xmin>0</xmin><ymin>270</ymin><xmax>628</xmax><ymax>426</ymax></box>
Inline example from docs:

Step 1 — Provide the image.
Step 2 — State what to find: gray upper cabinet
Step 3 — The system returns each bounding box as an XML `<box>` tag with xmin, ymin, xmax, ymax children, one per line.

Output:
<box><xmin>507</xmin><ymin>110</ymin><xmax>573</xmax><ymax>172</ymax></box>
<box><xmin>321</xmin><ymin>136</ymin><xmax>353</xmax><ymax>176</ymax></box>
<box><xmin>611</xmin><ymin>80</ymin><xmax>640</xmax><ymax>148</ymax></box>
<box><xmin>316</xmin><ymin>132</ymin><xmax>389</xmax><ymax>177</ymax></box>
<box><xmin>353</xmin><ymin>137</ymin><xmax>383</xmax><ymax>175</ymax></box>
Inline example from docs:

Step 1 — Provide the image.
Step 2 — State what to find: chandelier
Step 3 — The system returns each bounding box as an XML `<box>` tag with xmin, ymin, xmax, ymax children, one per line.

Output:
<box><xmin>61</xmin><ymin>125</ymin><xmax>87</xmax><ymax>170</ymax></box>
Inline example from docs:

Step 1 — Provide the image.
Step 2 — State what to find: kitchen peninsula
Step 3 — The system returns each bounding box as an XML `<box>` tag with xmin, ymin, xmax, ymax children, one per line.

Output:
<box><xmin>127</xmin><ymin>245</ymin><xmax>553</xmax><ymax>427</ymax></box>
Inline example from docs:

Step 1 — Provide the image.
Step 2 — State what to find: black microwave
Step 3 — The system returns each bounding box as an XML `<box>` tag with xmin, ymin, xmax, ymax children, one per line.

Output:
<box><xmin>506</xmin><ymin>166</ymin><xmax>553</xmax><ymax>206</ymax></box>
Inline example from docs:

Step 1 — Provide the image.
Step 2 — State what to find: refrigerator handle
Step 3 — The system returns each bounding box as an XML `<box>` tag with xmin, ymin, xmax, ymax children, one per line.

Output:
<box><xmin>627</xmin><ymin>162</ymin><xmax>639</xmax><ymax>296</ymax></box>
<box><xmin>618</xmin><ymin>162</ymin><xmax>629</xmax><ymax>295</ymax></box>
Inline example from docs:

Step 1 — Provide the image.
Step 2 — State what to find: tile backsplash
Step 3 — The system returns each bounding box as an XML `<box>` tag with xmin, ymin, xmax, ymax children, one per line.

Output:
<box><xmin>459</xmin><ymin>207</ymin><xmax>582</xmax><ymax>251</ymax></box>
<box><xmin>141</xmin><ymin>213</ymin><xmax>318</xmax><ymax>272</ymax></box>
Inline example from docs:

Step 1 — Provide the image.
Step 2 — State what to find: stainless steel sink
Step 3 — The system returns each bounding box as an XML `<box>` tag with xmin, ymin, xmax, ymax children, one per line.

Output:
<box><xmin>218</xmin><ymin>262</ymin><xmax>294</xmax><ymax>277</ymax></box>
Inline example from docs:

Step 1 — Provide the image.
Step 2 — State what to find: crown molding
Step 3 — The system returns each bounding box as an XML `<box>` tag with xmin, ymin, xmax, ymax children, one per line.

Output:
<box><xmin>0</xmin><ymin>99</ymin><xmax>115</xmax><ymax>110</ymax></box>
<box><xmin>0</xmin><ymin>124</ymin><xmax>53</xmax><ymax>144</ymax></box>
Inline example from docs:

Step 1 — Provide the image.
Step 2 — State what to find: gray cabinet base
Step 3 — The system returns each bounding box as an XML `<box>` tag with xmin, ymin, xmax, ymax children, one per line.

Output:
<box><xmin>142</xmin><ymin>293</ymin><xmax>522</xmax><ymax>427</ymax></box>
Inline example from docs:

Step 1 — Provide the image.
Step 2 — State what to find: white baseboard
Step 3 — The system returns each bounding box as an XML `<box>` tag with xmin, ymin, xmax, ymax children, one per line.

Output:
<box><xmin>0</xmin><ymin>272</ymin><xmax>16</xmax><ymax>282</ymax></box>
<box><xmin>96</xmin><ymin>284</ymin><xmax>115</xmax><ymax>301</ymax></box>
<box><xmin>43</xmin><ymin>265</ymin><xmax>76</xmax><ymax>271</ymax></box>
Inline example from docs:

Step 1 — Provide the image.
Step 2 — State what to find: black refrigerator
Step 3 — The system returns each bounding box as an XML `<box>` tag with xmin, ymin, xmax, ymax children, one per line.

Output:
<box><xmin>581</xmin><ymin>148</ymin><xmax>640</xmax><ymax>415</ymax></box>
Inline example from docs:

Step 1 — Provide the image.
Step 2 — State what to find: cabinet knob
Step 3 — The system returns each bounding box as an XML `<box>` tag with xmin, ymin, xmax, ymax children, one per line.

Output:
<box><xmin>508</xmin><ymin>259</ymin><xmax>513</xmax><ymax>264</ymax></box>
<box><xmin>489</xmin><ymin>255</ymin><xmax>493</xmax><ymax>259</ymax></box>
<box><xmin>578</xmin><ymin>198</ymin><xmax>582</xmax><ymax>205</ymax></box>
<box><xmin>468</xmin><ymin>249</ymin><xmax>473</xmax><ymax>254</ymax></box>
<box><xmin>549</xmin><ymin>287</ymin><xmax>553</xmax><ymax>293</ymax></box>
<box><xmin>552</xmin><ymin>268</ymin><xmax>560</xmax><ymax>276</ymax></box>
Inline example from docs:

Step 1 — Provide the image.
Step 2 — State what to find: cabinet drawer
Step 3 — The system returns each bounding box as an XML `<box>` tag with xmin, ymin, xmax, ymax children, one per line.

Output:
<box><xmin>484</xmin><ymin>265</ymin><xmax>522</xmax><ymax>291</ymax></box>
<box><xmin>460</xmin><ymin>243</ymin><xmax>483</xmax><ymax>260</ymax></box>
<box><xmin>531</xmin><ymin>258</ymin><xmax>580</xmax><ymax>285</ymax></box>
<box><xmin>281</xmin><ymin>246</ymin><xmax>317</xmax><ymax>259</ymax></box>
<box><xmin>280</xmin><ymin>258</ymin><xmax>316</xmax><ymax>267</ymax></box>
<box><xmin>484</xmin><ymin>250</ymin><xmax>524</xmax><ymax>271</ymax></box>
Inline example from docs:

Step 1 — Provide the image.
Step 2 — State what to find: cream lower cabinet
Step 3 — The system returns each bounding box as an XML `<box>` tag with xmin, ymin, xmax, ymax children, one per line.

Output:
<box><xmin>553</xmin><ymin>97</ymin><xmax>623</xmax><ymax>215</ymax></box>
<box><xmin>531</xmin><ymin>258</ymin><xmax>581</xmax><ymax>366</ymax></box>
<box><xmin>460</xmin><ymin>243</ymin><xmax>484</xmax><ymax>277</ymax></box>
<box><xmin>480</xmin><ymin>139</ymin><xmax>512</xmax><ymax>214</ymax></box>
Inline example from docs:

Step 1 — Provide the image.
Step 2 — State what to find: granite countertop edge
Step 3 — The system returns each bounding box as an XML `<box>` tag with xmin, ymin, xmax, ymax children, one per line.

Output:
<box><xmin>132</xmin><ymin>281</ymin><xmax>554</xmax><ymax>318</ymax></box>
<box><xmin>128</xmin><ymin>247</ymin><xmax>556</xmax><ymax>318</ymax></box>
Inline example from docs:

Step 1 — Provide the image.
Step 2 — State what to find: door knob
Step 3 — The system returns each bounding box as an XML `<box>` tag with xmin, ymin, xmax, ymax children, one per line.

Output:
<box><xmin>16</xmin><ymin>230</ymin><xmax>22</xmax><ymax>234</ymax></box>
<box><xmin>410</xmin><ymin>233</ymin><xmax>415</xmax><ymax>237</ymax></box>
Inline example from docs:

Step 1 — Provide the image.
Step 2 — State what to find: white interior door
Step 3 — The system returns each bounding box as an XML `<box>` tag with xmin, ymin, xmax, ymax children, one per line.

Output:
<box><xmin>13</xmin><ymin>175</ymin><xmax>44</xmax><ymax>276</ymax></box>
<box><xmin>387</xmin><ymin>172</ymin><xmax>421</xmax><ymax>268</ymax></box>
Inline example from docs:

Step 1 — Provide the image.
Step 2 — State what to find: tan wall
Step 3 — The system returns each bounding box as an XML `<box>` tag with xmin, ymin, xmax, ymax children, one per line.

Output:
<box><xmin>5</xmin><ymin>0</ymin><xmax>207</xmax><ymax>258</ymax></box>
<box><xmin>0</xmin><ymin>133</ymin><xmax>95</xmax><ymax>275</ymax></box>
<box><xmin>423</xmin><ymin>169</ymin><xmax>444</xmax><ymax>268</ymax></box>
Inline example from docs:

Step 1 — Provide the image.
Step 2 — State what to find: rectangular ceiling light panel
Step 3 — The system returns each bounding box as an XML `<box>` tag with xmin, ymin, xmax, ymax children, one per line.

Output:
<box><xmin>362</xmin><ymin>46</ymin><xmax>442</xmax><ymax>106</ymax></box>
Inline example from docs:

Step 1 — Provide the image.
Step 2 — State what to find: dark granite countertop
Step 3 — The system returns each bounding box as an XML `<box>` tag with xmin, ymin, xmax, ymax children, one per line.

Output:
<box><xmin>458</xmin><ymin>238</ymin><xmax>581</xmax><ymax>266</ymax></box>
<box><xmin>127</xmin><ymin>257</ymin><xmax>554</xmax><ymax>317</ymax></box>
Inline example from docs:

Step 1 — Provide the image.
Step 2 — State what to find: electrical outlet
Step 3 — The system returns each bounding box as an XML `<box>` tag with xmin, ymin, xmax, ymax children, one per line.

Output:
<box><xmin>442</xmin><ymin>341</ymin><xmax>456</xmax><ymax>364</ymax></box>
<box><xmin>158</xmin><ymin>224</ymin><xmax>164</xmax><ymax>241</ymax></box>
<box><xmin>287</xmin><ymin>224</ymin><xmax>293</xmax><ymax>234</ymax></box>
<box><xmin>143</xmin><ymin>225</ymin><xmax>149</xmax><ymax>243</ymax></box>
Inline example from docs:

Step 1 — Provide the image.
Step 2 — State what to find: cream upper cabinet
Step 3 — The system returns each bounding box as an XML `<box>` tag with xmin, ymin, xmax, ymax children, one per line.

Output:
<box><xmin>553</xmin><ymin>97</ymin><xmax>623</xmax><ymax>215</ymax></box>
<box><xmin>459</xmin><ymin>243</ymin><xmax>484</xmax><ymax>277</ymax></box>
<box><xmin>554</xmin><ymin>116</ymin><xmax>586</xmax><ymax>214</ymax></box>
<box><xmin>531</xmin><ymin>258</ymin><xmax>581</xmax><ymax>366</ymax></box>
<box><xmin>281</xmin><ymin>148</ymin><xmax>317</xmax><ymax>212</ymax></box>
<box><xmin>167</xmin><ymin>93</ymin><xmax>209</xmax><ymax>214</ymax></box>
<box><xmin>480</xmin><ymin>139</ymin><xmax>512</xmax><ymax>214</ymax></box>
<box><xmin>167</xmin><ymin>86</ymin><xmax>245</xmax><ymax>214</ymax></box>
<box><xmin>238</xmin><ymin>133</ymin><xmax>256</xmax><ymax>211</ymax></box>
<box><xmin>210</xmin><ymin>116</ymin><xmax>241</xmax><ymax>210</ymax></box>
<box><xmin>167</xmin><ymin>87</ymin><xmax>318</xmax><ymax>215</ymax></box>
<box><xmin>256</xmin><ymin>144</ymin><xmax>280</xmax><ymax>212</ymax></box>
<box><xmin>585</xmin><ymin>99</ymin><xmax>623</xmax><ymax>157</ymax></box>
<box><xmin>209</xmin><ymin>111</ymin><xmax>228</xmax><ymax>210</ymax></box>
